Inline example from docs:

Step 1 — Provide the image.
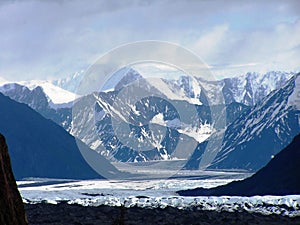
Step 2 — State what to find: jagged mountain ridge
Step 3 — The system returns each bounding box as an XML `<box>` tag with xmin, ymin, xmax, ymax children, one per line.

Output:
<box><xmin>0</xmin><ymin>70</ymin><xmax>248</xmax><ymax>163</ymax></box>
<box><xmin>0</xmin><ymin>83</ymin><xmax>72</xmax><ymax>131</ymax></box>
<box><xmin>162</xmin><ymin>71</ymin><xmax>294</xmax><ymax>106</ymax></box>
<box><xmin>52</xmin><ymin>70</ymin><xmax>295</xmax><ymax>106</ymax></box>
<box><xmin>0</xmin><ymin>70</ymin><xmax>296</xmax><ymax>168</ymax></box>
<box><xmin>186</xmin><ymin>74</ymin><xmax>300</xmax><ymax>171</ymax></box>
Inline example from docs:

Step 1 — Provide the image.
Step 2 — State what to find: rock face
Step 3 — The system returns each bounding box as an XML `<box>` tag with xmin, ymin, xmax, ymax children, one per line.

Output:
<box><xmin>0</xmin><ymin>134</ymin><xmax>27</xmax><ymax>225</ymax></box>
<box><xmin>178</xmin><ymin>133</ymin><xmax>300</xmax><ymax>197</ymax></box>
<box><xmin>186</xmin><ymin>74</ymin><xmax>300</xmax><ymax>171</ymax></box>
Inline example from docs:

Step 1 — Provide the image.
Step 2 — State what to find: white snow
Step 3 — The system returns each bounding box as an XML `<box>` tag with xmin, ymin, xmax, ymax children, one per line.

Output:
<box><xmin>149</xmin><ymin>78</ymin><xmax>202</xmax><ymax>105</ymax></box>
<box><xmin>150</xmin><ymin>113</ymin><xmax>165</xmax><ymax>125</ymax></box>
<box><xmin>18</xmin><ymin>177</ymin><xmax>300</xmax><ymax>217</ymax></box>
<box><xmin>18</xmin><ymin>80</ymin><xmax>79</xmax><ymax>105</ymax></box>
<box><xmin>178</xmin><ymin>124</ymin><xmax>213</xmax><ymax>143</ymax></box>
<box><xmin>150</xmin><ymin>114</ymin><xmax>213</xmax><ymax>143</ymax></box>
<box><xmin>287</xmin><ymin>75</ymin><xmax>300</xmax><ymax>110</ymax></box>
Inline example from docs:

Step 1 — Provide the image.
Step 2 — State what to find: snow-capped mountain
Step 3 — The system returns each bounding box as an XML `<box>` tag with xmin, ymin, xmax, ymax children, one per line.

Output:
<box><xmin>0</xmin><ymin>70</ymin><xmax>296</xmax><ymax>169</ymax></box>
<box><xmin>69</xmin><ymin>72</ymin><xmax>252</xmax><ymax>163</ymax></box>
<box><xmin>186</xmin><ymin>74</ymin><xmax>300</xmax><ymax>171</ymax></box>
<box><xmin>113</xmin><ymin>68</ymin><xmax>142</xmax><ymax>91</ymax></box>
<box><xmin>52</xmin><ymin>70</ymin><xmax>85</xmax><ymax>93</ymax></box>
<box><xmin>17</xmin><ymin>80</ymin><xmax>78</xmax><ymax>108</ymax></box>
<box><xmin>71</xmin><ymin>90</ymin><xmax>190</xmax><ymax>162</ymax></box>
<box><xmin>52</xmin><ymin>69</ymin><xmax>295</xmax><ymax>108</ymax></box>
<box><xmin>162</xmin><ymin>71</ymin><xmax>295</xmax><ymax>106</ymax></box>
<box><xmin>0</xmin><ymin>83</ymin><xmax>49</xmax><ymax>111</ymax></box>
<box><xmin>0</xmin><ymin>80</ymin><xmax>78</xmax><ymax>108</ymax></box>
<box><xmin>221</xmin><ymin>71</ymin><xmax>295</xmax><ymax>106</ymax></box>
<box><xmin>0</xmin><ymin>82</ymin><xmax>73</xmax><ymax>131</ymax></box>
<box><xmin>52</xmin><ymin>67</ymin><xmax>142</xmax><ymax>93</ymax></box>
<box><xmin>72</xmin><ymin>69</ymin><xmax>294</xmax><ymax>107</ymax></box>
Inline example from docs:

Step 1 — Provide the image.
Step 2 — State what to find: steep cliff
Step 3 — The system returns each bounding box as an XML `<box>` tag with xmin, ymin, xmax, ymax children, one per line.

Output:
<box><xmin>0</xmin><ymin>134</ymin><xmax>27</xmax><ymax>225</ymax></box>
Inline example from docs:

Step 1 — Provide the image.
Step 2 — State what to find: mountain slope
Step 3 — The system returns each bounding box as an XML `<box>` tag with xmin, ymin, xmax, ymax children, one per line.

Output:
<box><xmin>1</xmin><ymin>71</ymin><xmax>294</xmax><ymax>167</ymax></box>
<box><xmin>18</xmin><ymin>80</ymin><xmax>78</xmax><ymax>107</ymax></box>
<box><xmin>178</xmin><ymin>133</ymin><xmax>300</xmax><ymax>196</ymax></box>
<box><xmin>0</xmin><ymin>93</ymin><xmax>104</xmax><ymax>179</ymax></box>
<box><xmin>0</xmin><ymin>83</ymin><xmax>72</xmax><ymax>131</ymax></box>
<box><xmin>186</xmin><ymin>74</ymin><xmax>300</xmax><ymax>171</ymax></box>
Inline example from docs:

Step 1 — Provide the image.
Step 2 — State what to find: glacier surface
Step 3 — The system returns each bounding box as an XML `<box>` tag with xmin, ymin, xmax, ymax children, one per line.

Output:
<box><xmin>18</xmin><ymin>175</ymin><xmax>300</xmax><ymax>217</ymax></box>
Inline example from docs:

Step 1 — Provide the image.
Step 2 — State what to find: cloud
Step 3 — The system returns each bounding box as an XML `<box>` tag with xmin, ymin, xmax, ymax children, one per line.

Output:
<box><xmin>193</xmin><ymin>24</ymin><xmax>229</xmax><ymax>60</ymax></box>
<box><xmin>230</xmin><ymin>19</ymin><xmax>300</xmax><ymax>72</ymax></box>
<box><xmin>0</xmin><ymin>0</ymin><xmax>299</xmax><ymax>81</ymax></box>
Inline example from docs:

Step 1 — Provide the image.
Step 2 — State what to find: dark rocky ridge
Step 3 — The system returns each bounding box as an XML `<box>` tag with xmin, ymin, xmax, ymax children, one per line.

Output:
<box><xmin>25</xmin><ymin>203</ymin><xmax>300</xmax><ymax>225</ymax></box>
<box><xmin>178</xmin><ymin>133</ymin><xmax>300</xmax><ymax>196</ymax></box>
<box><xmin>0</xmin><ymin>134</ymin><xmax>27</xmax><ymax>225</ymax></box>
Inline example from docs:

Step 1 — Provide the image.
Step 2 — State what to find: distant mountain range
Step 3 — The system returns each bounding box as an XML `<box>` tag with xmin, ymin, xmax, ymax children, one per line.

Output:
<box><xmin>163</xmin><ymin>71</ymin><xmax>295</xmax><ymax>106</ymax></box>
<box><xmin>51</xmin><ymin>70</ymin><xmax>295</xmax><ymax>106</ymax></box>
<box><xmin>52</xmin><ymin>70</ymin><xmax>85</xmax><ymax>93</ymax></box>
<box><xmin>0</xmin><ymin>70</ymin><xmax>299</xmax><ymax>173</ymax></box>
<box><xmin>178</xmin><ymin>132</ymin><xmax>300</xmax><ymax>196</ymax></box>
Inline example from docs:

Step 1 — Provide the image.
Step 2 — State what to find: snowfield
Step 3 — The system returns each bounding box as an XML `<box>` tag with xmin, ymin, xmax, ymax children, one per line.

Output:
<box><xmin>18</xmin><ymin>80</ymin><xmax>79</xmax><ymax>106</ymax></box>
<box><xmin>18</xmin><ymin>174</ymin><xmax>300</xmax><ymax>217</ymax></box>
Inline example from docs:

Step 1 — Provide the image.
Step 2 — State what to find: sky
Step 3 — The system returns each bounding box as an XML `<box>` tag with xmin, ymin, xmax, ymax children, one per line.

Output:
<box><xmin>0</xmin><ymin>0</ymin><xmax>299</xmax><ymax>81</ymax></box>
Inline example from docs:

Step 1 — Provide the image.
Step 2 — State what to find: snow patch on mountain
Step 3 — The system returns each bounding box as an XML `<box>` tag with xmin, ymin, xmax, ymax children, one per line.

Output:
<box><xmin>18</xmin><ymin>80</ymin><xmax>79</xmax><ymax>106</ymax></box>
<box><xmin>161</xmin><ymin>76</ymin><xmax>204</xmax><ymax>105</ymax></box>
<box><xmin>150</xmin><ymin>113</ymin><xmax>213</xmax><ymax>143</ymax></box>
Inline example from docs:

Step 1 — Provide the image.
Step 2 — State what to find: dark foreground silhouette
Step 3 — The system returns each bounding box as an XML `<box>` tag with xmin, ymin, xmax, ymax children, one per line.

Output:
<box><xmin>178</xmin><ymin>133</ymin><xmax>300</xmax><ymax>196</ymax></box>
<box><xmin>25</xmin><ymin>202</ymin><xmax>300</xmax><ymax>225</ymax></box>
<box><xmin>0</xmin><ymin>134</ymin><xmax>27</xmax><ymax>225</ymax></box>
<box><xmin>0</xmin><ymin>93</ymin><xmax>104</xmax><ymax>179</ymax></box>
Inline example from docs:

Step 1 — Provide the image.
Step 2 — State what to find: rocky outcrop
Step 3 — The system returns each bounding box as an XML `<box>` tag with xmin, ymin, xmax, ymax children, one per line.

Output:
<box><xmin>0</xmin><ymin>134</ymin><xmax>27</xmax><ymax>225</ymax></box>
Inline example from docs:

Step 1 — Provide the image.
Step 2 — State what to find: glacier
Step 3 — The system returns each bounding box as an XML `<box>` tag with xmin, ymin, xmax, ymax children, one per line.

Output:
<box><xmin>18</xmin><ymin>177</ymin><xmax>300</xmax><ymax>217</ymax></box>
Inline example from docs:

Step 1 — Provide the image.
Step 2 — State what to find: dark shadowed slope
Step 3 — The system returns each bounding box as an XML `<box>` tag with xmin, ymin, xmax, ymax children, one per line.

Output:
<box><xmin>0</xmin><ymin>134</ymin><xmax>27</xmax><ymax>225</ymax></box>
<box><xmin>178</xmin><ymin>133</ymin><xmax>300</xmax><ymax>196</ymax></box>
<box><xmin>186</xmin><ymin>74</ymin><xmax>300</xmax><ymax>171</ymax></box>
<box><xmin>0</xmin><ymin>93</ymin><xmax>105</xmax><ymax>179</ymax></box>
